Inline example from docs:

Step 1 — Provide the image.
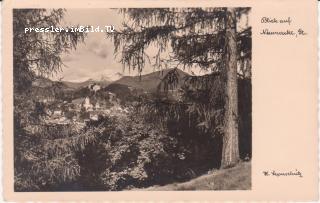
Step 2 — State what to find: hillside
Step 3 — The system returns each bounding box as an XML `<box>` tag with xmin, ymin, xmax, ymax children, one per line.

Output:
<box><xmin>111</xmin><ymin>68</ymin><xmax>189</xmax><ymax>92</ymax></box>
<box><xmin>103</xmin><ymin>83</ymin><xmax>133</xmax><ymax>101</ymax></box>
<box><xmin>32</xmin><ymin>77</ymin><xmax>110</xmax><ymax>92</ymax></box>
<box><xmin>32</xmin><ymin>77</ymin><xmax>74</xmax><ymax>92</ymax></box>
<box><xmin>32</xmin><ymin>77</ymin><xmax>63</xmax><ymax>88</ymax></box>
<box><xmin>139</xmin><ymin>161</ymin><xmax>251</xmax><ymax>191</ymax></box>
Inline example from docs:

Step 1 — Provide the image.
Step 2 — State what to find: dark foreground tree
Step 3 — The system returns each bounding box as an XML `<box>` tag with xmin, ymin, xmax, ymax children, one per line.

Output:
<box><xmin>13</xmin><ymin>9</ymin><xmax>87</xmax><ymax>190</ymax></box>
<box><xmin>108</xmin><ymin>8</ymin><xmax>251</xmax><ymax>168</ymax></box>
<box><xmin>221</xmin><ymin>8</ymin><xmax>239</xmax><ymax>168</ymax></box>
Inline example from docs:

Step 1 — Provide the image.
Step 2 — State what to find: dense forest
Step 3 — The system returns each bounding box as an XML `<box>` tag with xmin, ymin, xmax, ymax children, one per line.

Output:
<box><xmin>14</xmin><ymin>8</ymin><xmax>251</xmax><ymax>191</ymax></box>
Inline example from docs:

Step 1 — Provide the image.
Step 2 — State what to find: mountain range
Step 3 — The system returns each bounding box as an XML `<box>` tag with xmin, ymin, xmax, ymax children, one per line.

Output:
<box><xmin>32</xmin><ymin>68</ymin><xmax>189</xmax><ymax>97</ymax></box>
<box><xmin>61</xmin><ymin>68</ymin><xmax>188</xmax><ymax>92</ymax></box>
<box><xmin>62</xmin><ymin>79</ymin><xmax>111</xmax><ymax>90</ymax></box>
<box><xmin>110</xmin><ymin>68</ymin><xmax>188</xmax><ymax>92</ymax></box>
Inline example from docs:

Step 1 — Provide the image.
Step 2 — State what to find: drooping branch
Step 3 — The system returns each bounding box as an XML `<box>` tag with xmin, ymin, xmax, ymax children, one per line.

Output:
<box><xmin>108</xmin><ymin>8</ymin><xmax>229</xmax><ymax>74</ymax></box>
<box><xmin>109</xmin><ymin>8</ymin><xmax>251</xmax><ymax>80</ymax></box>
<box><xmin>13</xmin><ymin>9</ymin><xmax>87</xmax><ymax>91</ymax></box>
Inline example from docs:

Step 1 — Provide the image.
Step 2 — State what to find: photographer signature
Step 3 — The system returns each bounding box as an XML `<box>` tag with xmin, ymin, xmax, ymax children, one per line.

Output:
<box><xmin>262</xmin><ymin>169</ymin><xmax>303</xmax><ymax>178</ymax></box>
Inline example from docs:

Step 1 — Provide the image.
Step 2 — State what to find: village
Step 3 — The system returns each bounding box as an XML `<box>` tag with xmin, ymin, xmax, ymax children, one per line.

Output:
<box><xmin>32</xmin><ymin>82</ymin><xmax>131</xmax><ymax>127</ymax></box>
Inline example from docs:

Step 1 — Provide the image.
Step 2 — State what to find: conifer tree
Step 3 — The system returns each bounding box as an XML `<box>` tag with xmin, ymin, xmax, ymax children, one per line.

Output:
<box><xmin>108</xmin><ymin>8</ymin><xmax>251</xmax><ymax>168</ymax></box>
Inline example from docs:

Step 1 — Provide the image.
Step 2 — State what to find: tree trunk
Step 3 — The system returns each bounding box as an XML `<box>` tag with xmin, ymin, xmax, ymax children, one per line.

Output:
<box><xmin>221</xmin><ymin>8</ymin><xmax>240</xmax><ymax>169</ymax></box>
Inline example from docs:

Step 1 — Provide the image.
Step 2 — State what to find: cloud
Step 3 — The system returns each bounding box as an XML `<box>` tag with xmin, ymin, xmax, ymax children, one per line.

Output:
<box><xmin>61</xmin><ymin>54</ymin><xmax>77</xmax><ymax>62</ymax></box>
<box><xmin>86</xmin><ymin>39</ymin><xmax>109</xmax><ymax>59</ymax></box>
<box><xmin>93</xmin><ymin>47</ymin><xmax>108</xmax><ymax>58</ymax></box>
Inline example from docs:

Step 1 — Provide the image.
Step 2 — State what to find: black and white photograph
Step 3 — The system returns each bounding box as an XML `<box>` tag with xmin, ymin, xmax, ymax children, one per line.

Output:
<box><xmin>13</xmin><ymin>7</ymin><xmax>252</xmax><ymax>191</ymax></box>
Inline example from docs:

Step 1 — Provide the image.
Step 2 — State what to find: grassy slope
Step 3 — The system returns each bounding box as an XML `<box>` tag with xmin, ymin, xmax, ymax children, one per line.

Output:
<box><xmin>142</xmin><ymin>161</ymin><xmax>251</xmax><ymax>191</ymax></box>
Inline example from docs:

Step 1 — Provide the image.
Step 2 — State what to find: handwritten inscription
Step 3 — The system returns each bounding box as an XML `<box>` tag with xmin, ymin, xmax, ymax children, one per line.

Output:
<box><xmin>260</xmin><ymin>17</ymin><xmax>307</xmax><ymax>38</ymax></box>
<box><xmin>261</xmin><ymin>17</ymin><xmax>292</xmax><ymax>25</ymax></box>
<box><xmin>262</xmin><ymin>169</ymin><xmax>303</xmax><ymax>178</ymax></box>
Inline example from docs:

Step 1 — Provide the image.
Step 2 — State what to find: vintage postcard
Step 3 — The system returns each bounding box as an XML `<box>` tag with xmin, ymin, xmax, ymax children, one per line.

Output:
<box><xmin>2</xmin><ymin>0</ymin><xmax>318</xmax><ymax>201</ymax></box>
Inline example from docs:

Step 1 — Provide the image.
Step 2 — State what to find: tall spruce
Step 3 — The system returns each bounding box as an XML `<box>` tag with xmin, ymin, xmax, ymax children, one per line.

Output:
<box><xmin>108</xmin><ymin>8</ymin><xmax>251</xmax><ymax>168</ymax></box>
<box><xmin>221</xmin><ymin>8</ymin><xmax>239</xmax><ymax>168</ymax></box>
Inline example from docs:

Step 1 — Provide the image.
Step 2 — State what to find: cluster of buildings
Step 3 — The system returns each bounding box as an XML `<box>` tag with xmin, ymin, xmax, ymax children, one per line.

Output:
<box><xmin>43</xmin><ymin>90</ymin><xmax>128</xmax><ymax>125</ymax></box>
<box><xmin>31</xmin><ymin>80</ymin><xmax>131</xmax><ymax>126</ymax></box>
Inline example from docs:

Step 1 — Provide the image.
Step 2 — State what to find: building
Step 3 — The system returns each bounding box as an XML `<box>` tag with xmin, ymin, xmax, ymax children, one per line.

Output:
<box><xmin>88</xmin><ymin>83</ymin><xmax>101</xmax><ymax>92</ymax></box>
<box><xmin>92</xmin><ymin>84</ymin><xmax>101</xmax><ymax>92</ymax></box>
<box><xmin>72</xmin><ymin>98</ymin><xmax>85</xmax><ymax>110</ymax></box>
<box><xmin>95</xmin><ymin>101</ymin><xmax>100</xmax><ymax>110</ymax></box>
<box><xmin>89</xmin><ymin>113</ymin><xmax>99</xmax><ymax>121</ymax></box>
<box><xmin>83</xmin><ymin>97</ymin><xmax>93</xmax><ymax>111</ymax></box>
<box><xmin>53</xmin><ymin>110</ymin><xmax>62</xmax><ymax>116</ymax></box>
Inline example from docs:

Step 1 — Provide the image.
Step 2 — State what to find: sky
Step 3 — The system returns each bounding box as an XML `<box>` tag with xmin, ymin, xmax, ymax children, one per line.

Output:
<box><xmin>53</xmin><ymin>9</ymin><xmax>249</xmax><ymax>82</ymax></box>
<box><xmin>53</xmin><ymin>9</ymin><xmax>154</xmax><ymax>82</ymax></box>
